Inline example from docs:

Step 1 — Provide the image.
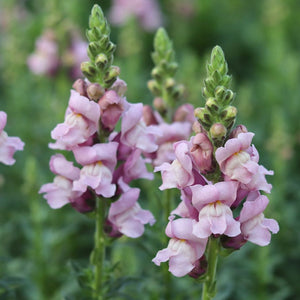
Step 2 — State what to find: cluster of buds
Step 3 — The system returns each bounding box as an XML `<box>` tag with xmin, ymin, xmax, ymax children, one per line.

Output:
<box><xmin>194</xmin><ymin>46</ymin><xmax>236</xmax><ymax>147</ymax></box>
<box><xmin>27</xmin><ymin>29</ymin><xmax>88</xmax><ymax>79</ymax></box>
<box><xmin>39</xmin><ymin>5</ymin><xmax>157</xmax><ymax>239</ymax></box>
<box><xmin>148</xmin><ymin>28</ymin><xmax>185</xmax><ymax>116</ymax></box>
<box><xmin>153</xmin><ymin>46</ymin><xmax>279</xmax><ymax>278</ymax></box>
<box><xmin>109</xmin><ymin>0</ymin><xmax>162</xmax><ymax>32</ymax></box>
<box><xmin>145</xmin><ymin>28</ymin><xmax>195</xmax><ymax>167</ymax></box>
<box><xmin>0</xmin><ymin>111</ymin><xmax>24</xmax><ymax>165</ymax></box>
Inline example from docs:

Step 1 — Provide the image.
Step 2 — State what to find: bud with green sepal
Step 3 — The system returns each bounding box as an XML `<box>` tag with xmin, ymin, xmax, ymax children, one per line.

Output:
<box><xmin>81</xmin><ymin>5</ymin><xmax>118</xmax><ymax>89</ymax></box>
<box><xmin>148</xmin><ymin>28</ymin><xmax>185</xmax><ymax>121</ymax></box>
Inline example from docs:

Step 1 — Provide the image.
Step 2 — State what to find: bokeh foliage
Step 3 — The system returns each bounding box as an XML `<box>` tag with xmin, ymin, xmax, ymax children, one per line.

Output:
<box><xmin>0</xmin><ymin>0</ymin><xmax>299</xmax><ymax>299</ymax></box>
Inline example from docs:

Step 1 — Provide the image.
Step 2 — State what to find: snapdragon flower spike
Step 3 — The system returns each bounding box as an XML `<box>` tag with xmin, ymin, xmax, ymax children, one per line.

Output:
<box><xmin>72</xmin><ymin>142</ymin><xmax>118</xmax><ymax>198</ymax></box>
<box><xmin>190</xmin><ymin>181</ymin><xmax>240</xmax><ymax>238</ymax></box>
<box><xmin>239</xmin><ymin>194</ymin><xmax>279</xmax><ymax>246</ymax></box>
<box><xmin>38</xmin><ymin>154</ymin><xmax>94</xmax><ymax>210</ymax></box>
<box><xmin>108</xmin><ymin>186</ymin><xmax>155</xmax><ymax>238</ymax></box>
<box><xmin>50</xmin><ymin>90</ymin><xmax>100</xmax><ymax>150</ymax></box>
<box><xmin>0</xmin><ymin>111</ymin><xmax>24</xmax><ymax>165</ymax></box>
<box><xmin>215</xmin><ymin>132</ymin><xmax>273</xmax><ymax>192</ymax></box>
<box><xmin>152</xmin><ymin>217</ymin><xmax>207</xmax><ymax>277</ymax></box>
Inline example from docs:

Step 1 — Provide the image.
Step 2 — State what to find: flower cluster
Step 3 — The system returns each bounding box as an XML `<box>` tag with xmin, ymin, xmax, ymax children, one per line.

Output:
<box><xmin>27</xmin><ymin>29</ymin><xmax>88</xmax><ymax>79</ymax></box>
<box><xmin>109</xmin><ymin>0</ymin><xmax>162</xmax><ymax>31</ymax></box>
<box><xmin>152</xmin><ymin>46</ymin><xmax>279</xmax><ymax>278</ymax></box>
<box><xmin>39</xmin><ymin>78</ymin><xmax>157</xmax><ymax>238</ymax></box>
<box><xmin>0</xmin><ymin>111</ymin><xmax>24</xmax><ymax>165</ymax></box>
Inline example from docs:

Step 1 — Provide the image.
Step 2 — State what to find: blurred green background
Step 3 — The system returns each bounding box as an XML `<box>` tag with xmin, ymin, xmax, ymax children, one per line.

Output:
<box><xmin>1</xmin><ymin>0</ymin><xmax>300</xmax><ymax>299</ymax></box>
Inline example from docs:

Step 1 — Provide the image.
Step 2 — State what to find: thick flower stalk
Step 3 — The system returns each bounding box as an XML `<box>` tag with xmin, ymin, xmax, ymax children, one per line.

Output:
<box><xmin>153</xmin><ymin>45</ymin><xmax>279</xmax><ymax>299</ymax></box>
<box><xmin>39</xmin><ymin>5</ymin><xmax>157</xmax><ymax>298</ymax></box>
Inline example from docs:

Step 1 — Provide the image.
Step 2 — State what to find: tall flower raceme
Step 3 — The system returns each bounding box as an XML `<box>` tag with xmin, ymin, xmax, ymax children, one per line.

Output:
<box><xmin>109</xmin><ymin>0</ymin><xmax>162</xmax><ymax>32</ymax></box>
<box><xmin>153</xmin><ymin>46</ymin><xmax>279</xmax><ymax>300</ymax></box>
<box><xmin>0</xmin><ymin>111</ymin><xmax>24</xmax><ymax>165</ymax></box>
<box><xmin>39</xmin><ymin>5</ymin><xmax>157</xmax><ymax>298</ymax></box>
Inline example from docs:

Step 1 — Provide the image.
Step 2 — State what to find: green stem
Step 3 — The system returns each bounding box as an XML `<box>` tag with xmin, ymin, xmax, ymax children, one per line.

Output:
<box><xmin>202</xmin><ymin>237</ymin><xmax>220</xmax><ymax>300</ymax></box>
<box><xmin>93</xmin><ymin>197</ymin><xmax>106</xmax><ymax>300</ymax></box>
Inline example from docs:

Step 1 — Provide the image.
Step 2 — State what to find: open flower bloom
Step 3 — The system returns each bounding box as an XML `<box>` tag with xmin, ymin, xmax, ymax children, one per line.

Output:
<box><xmin>72</xmin><ymin>142</ymin><xmax>118</xmax><ymax>197</ymax></box>
<box><xmin>152</xmin><ymin>217</ymin><xmax>207</xmax><ymax>277</ymax></box>
<box><xmin>108</xmin><ymin>187</ymin><xmax>155</xmax><ymax>238</ymax></box>
<box><xmin>0</xmin><ymin>111</ymin><xmax>24</xmax><ymax>165</ymax></box>
<box><xmin>115</xmin><ymin>148</ymin><xmax>154</xmax><ymax>183</ymax></box>
<box><xmin>50</xmin><ymin>90</ymin><xmax>100</xmax><ymax>150</ymax></box>
<box><xmin>109</xmin><ymin>0</ymin><xmax>162</xmax><ymax>31</ymax></box>
<box><xmin>239</xmin><ymin>194</ymin><xmax>279</xmax><ymax>246</ymax></box>
<box><xmin>155</xmin><ymin>141</ymin><xmax>194</xmax><ymax>190</ymax></box>
<box><xmin>121</xmin><ymin>103</ymin><xmax>160</xmax><ymax>153</ymax></box>
<box><xmin>215</xmin><ymin>132</ymin><xmax>260</xmax><ymax>183</ymax></box>
<box><xmin>190</xmin><ymin>181</ymin><xmax>240</xmax><ymax>238</ymax></box>
<box><xmin>153</xmin><ymin>121</ymin><xmax>192</xmax><ymax>167</ymax></box>
<box><xmin>39</xmin><ymin>154</ymin><xmax>81</xmax><ymax>209</ymax></box>
<box><xmin>27</xmin><ymin>30</ymin><xmax>60</xmax><ymax>76</ymax></box>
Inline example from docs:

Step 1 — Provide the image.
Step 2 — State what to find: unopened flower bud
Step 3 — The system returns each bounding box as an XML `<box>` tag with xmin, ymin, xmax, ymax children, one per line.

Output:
<box><xmin>143</xmin><ymin>105</ymin><xmax>158</xmax><ymax>126</ymax></box>
<box><xmin>111</xmin><ymin>78</ymin><xmax>127</xmax><ymax>96</ymax></box>
<box><xmin>165</xmin><ymin>77</ymin><xmax>176</xmax><ymax>91</ymax></box>
<box><xmin>87</xmin><ymin>83</ymin><xmax>105</xmax><ymax>100</ymax></box>
<box><xmin>221</xmin><ymin>106</ymin><xmax>237</xmax><ymax>122</ymax></box>
<box><xmin>194</xmin><ymin>107</ymin><xmax>211</xmax><ymax>129</ymax></box>
<box><xmin>210</xmin><ymin>123</ymin><xmax>227</xmax><ymax>140</ymax></box>
<box><xmin>72</xmin><ymin>79</ymin><xmax>88</xmax><ymax>97</ymax></box>
<box><xmin>95</xmin><ymin>53</ymin><xmax>108</xmax><ymax>69</ymax></box>
<box><xmin>174</xmin><ymin>104</ymin><xmax>195</xmax><ymax>123</ymax></box>
<box><xmin>172</xmin><ymin>84</ymin><xmax>185</xmax><ymax>100</ymax></box>
<box><xmin>204</xmin><ymin>77</ymin><xmax>215</xmax><ymax>94</ymax></box>
<box><xmin>230</xmin><ymin>124</ymin><xmax>248</xmax><ymax>138</ymax></box>
<box><xmin>151</xmin><ymin>67</ymin><xmax>162</xmax><ymax>81</ymax></box>
<box><xmin>104</xmin><ymin>66</ymin><xmax>120</xmax><ymax>86</ymax></box>
<box><xmin>153</xmin><ymin>97</ymin><xmax>166</xmax><ymax>113</ymax></box>
<box><xmin>190</xmin><ymin>133</ymin><xmax>213</xmax><ymax>173</ymax></box>
<box><xmin>192</xmin><ymin>121</ymin><xmax>204</xmax><ymax>134</ymax></box>
<box><xmin>81</xmin><ymin>61</ymin><xmax>97</xmax><ymax>78</ymax></box>
<box><xmin>148</xmin><ymin>80</ymin><xmax>161</xmax><ymax>96</ymax></box>
<box><xmin>105</xmin><ymin>41</ymin><xmax>116</xmax><ymax>54</ymax></box>
<box><xmin>88</xmin><ymin>41</ymin><xmax>101</xmax><ymax>58</ymax></box>
<box><xmin>205</xmin><ymin>97</ymin><xmax>219</xmax><ymax>113</ymax></box>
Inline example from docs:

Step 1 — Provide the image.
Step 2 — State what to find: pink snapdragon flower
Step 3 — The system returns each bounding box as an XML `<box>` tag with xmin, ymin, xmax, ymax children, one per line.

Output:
<box><xmin>239</xmin><ymin>194</ymin><xmax>279</xmax><ymax>246</ymax></box>
<box><xmin>190</xmin><ymin>181</ymin><xmax>241</xmax><ymax>238</ymax></box>
<box><xmin>50</xmin><ymin>90</ymin><xmax>100</xmax><ymax>150</ymax></box>
<box><xmin>108</xmin><ymin>186</ymin><xmax>155</xmax><ymax>238</ymax></box>
<box><xmin>98</xmin><ymin>90</ymin><xmax>128</xmax><ymax>131</ymax></box>
<box><xmin>121</xmin><ymin>103</ymin><xmax>160</xmax><ymax>153</ymax></box>
<box><xmin>153</xmin><ymin>217</ymin><xmax>207</xmax><ymax>277</ymax></box>
<box><xmin>39</xmin><ymin>154</ymin><xmax>81</xmax><ymax>209</ymax></box>
<box><xmin>215</xmin><ymin>132</ymin><xmax>273</xmax><ymax>192</ymax></box>
<box><xmin>109</xmin><ymin>0</ymin><xmax>162</xmax><ymax>31</ymax></box>
<box><xmin>0</xmin><ymin>111</ymin><xmax>24</xmax><ymax>165</ymax></box>
<box><xmin>27</xmin><ymin>30</ymin><xmax>60</xmax><ymax>76</ymax></box>
<box><xmin>155</xmin><ymin>141</ymin><xmax>194</xmax><ymax>190</ymax></box>
<box><xmin>73</xmin><ymin>143</ymin><xmax>118</xmax><ymax>197</ymax></box>
<box><xmin>153</xmin><ymin>122</ymin><xmax>192</xmax><ymax>167</ymax></box>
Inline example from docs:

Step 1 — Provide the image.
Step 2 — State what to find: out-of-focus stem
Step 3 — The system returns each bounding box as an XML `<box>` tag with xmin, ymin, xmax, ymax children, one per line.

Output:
<box><xmin>93</xmin><ymin>197</ymin><xmax>106</xmax><ymax>300</ymax></box>
<box><xmin>202</xmin><ymin>237</ymin><xmax>219</xmax><ymax>300</ymax></box>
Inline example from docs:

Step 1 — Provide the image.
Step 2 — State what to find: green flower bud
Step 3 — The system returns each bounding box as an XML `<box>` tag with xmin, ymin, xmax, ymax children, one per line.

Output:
<box><xmin>221</xmin><ymin>106</ymin><xmax>237</xmax><ymax>121</ymax></box>
<box><xmin>81</xmin><ymin>61</ymin><xmax>97</xmax><ymax>78</ymax></box>
<box><xmin>194</xmin><ymin>107</ymin><xmax>212</xmax><ymax>129</ymax></box>
<box><xmin>147</xmin><ymin>80</ymin><xmax>161</xmax><ymax>96</ymax></box>
<box><xmin>172</xmin><ymin>84</ymin><xmax>185</xmax><ymax>100</ymax></box>
<box><xmin>205</xmin><ymin>98</ymin><xmax>219</xmax><ymax>113</ymax></box>
<box><xmin>204</xmin><ymin>77</ymin><xmax>215</xmax><ymax>95</ymax></box>
<box><xmin>151</xmin><ymin>67</ymin><xmax>162</xmax><ymax>81</ymax></box>
<box><xmin>87</xmin><ymin>41</ymin><xmax>102</xmax><ymax>59</ymax></box>
<box><xmin>104</xmin><ymin>66</ymin><xmax>120</xmax><ymax>86</ymax></box>
<box><xmin>86</xmin><ymin>27</ymin><xmax>101</xmax><ymax>42</ymax></box>
<box><xmin>95</xmin><ymin>53</ymin><xmax>108</xmax><ymax>69</ymax></box>
<box><xmin>165</xmin><ymin>78</ymin><xmax>176</xmax><ymax>91</ymax></box>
